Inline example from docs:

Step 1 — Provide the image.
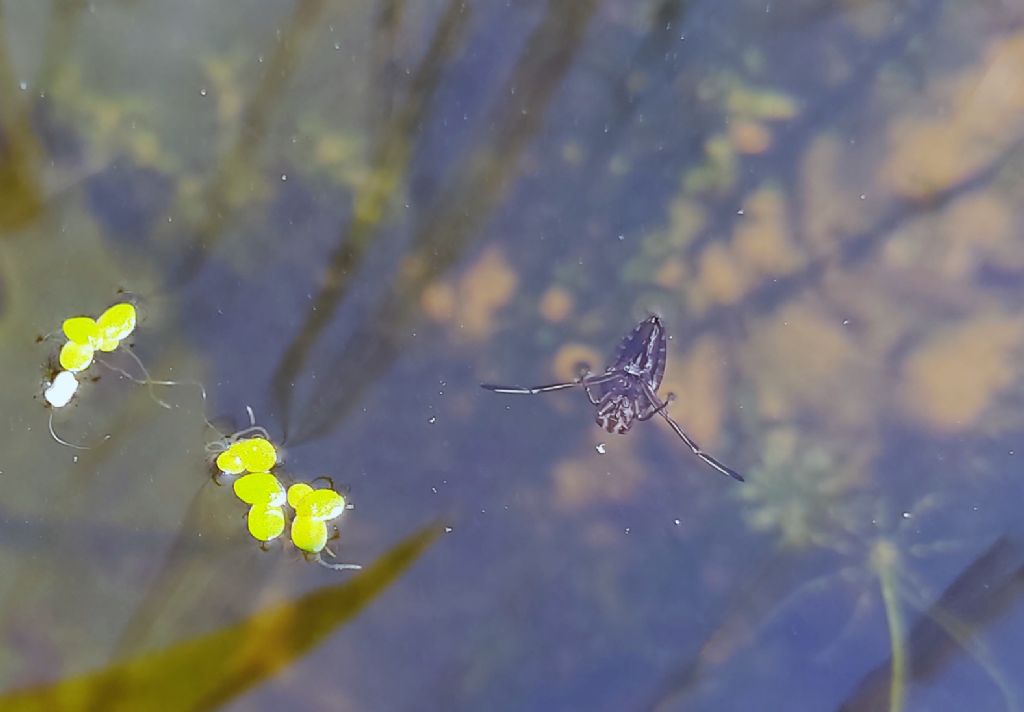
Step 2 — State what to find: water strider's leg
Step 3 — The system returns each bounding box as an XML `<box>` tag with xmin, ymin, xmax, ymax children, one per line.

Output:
<box><xmin>641</xmin><ymin>382</ymin><xmax>744</xmax><ymax>482</ymax></box>
<box><xmin>482</xmin><ymin>370</ymin><xmax>618</xmax><ymax>398</ymax></box>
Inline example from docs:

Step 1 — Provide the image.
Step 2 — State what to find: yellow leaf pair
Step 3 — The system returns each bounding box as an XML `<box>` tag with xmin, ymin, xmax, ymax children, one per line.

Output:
<box><xmin>221</xmin><ymin>436</ymin><xmax>287</xmax><ymax>543</ymax></box>
<box><xmin>287</xmin><ymin>483</ymin><xmax>348</xmax><ymax>554</ymax></box>
<box><xmin>233</xmin><ymin>472</ymin><xmax>288</xmax><ymax>542</ymax></box>
<box><xmin>215</xmin><ymin>437</ymin><xmax>278</xmax><ymax>475</ymax></box>
<box><xmin>58</xmin><ymin>302</ymin><xmax>137</xmax><ymax>372</ymax></box>
<box><xmin>232</xmin><ymin>472</ymin><xmax>348</xmax><ymax>553</ymax></box>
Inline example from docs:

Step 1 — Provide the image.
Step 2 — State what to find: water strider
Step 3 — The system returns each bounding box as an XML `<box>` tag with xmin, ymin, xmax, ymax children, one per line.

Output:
<box><xmin>482</xmin><ymin>316</ymin><xmax>744</xmax><ymax>481</ymax></box>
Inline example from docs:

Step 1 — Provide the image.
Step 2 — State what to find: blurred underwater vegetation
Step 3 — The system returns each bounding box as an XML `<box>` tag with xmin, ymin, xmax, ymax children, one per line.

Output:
<box><xmin>0</xmin><ymin>0</ymin><xmax>1022</xmax><ymax>710</ymax></box>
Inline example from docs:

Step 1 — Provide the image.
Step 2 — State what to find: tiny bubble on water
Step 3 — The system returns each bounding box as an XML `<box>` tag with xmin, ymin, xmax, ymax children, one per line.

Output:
<box><xmin>596</xmin><ymin>443</ymin><xmax>606</xmax><ymax>454</ymax></box>
<box><xmin>281</xmin><ymin>174</ymin><xmax>287</xmax><ymax>181</ymax></box>
<box><xmin>19</xmin><ymin>81</ymin><xmax>27</xmax><ymax>91</ymax></box>
<box><xmin>444</xmin><ymin>526</ymin><xmax>453</xmax><ymax>533</ymax></box>
<box><xmin>199</xmin><ymin>88</ymin><xmax>207</xmax><ymax>96</ymax></box>
<box><xmin>673</xmin><ymin>519</ymin><xmax>681</xmax><ymax>526</ymax></box>
<box><xmin>428</xmin><ymin>416</ymin><xmax>436</xmax><ymax>424</ymax></box>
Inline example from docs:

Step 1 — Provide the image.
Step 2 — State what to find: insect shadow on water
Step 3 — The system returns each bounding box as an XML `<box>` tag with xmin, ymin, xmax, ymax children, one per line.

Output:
<box><xmin>481</xmin><ymin>316</ymin><xmax>744</xmax><ymax>481</ymax></box>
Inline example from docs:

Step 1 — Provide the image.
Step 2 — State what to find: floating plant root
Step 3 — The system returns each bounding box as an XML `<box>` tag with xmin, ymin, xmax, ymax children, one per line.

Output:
<box><xmin>48</xmin><ymin>411</ymin><xmax>111</xmax><ymax>450</ymax></box>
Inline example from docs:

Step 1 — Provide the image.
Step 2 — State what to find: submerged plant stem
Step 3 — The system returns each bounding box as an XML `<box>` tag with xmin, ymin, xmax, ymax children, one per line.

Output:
<box><xmin>878</xmin><ymin>563</ymin><xmax>906</xmax><ymax>712</ymax></box>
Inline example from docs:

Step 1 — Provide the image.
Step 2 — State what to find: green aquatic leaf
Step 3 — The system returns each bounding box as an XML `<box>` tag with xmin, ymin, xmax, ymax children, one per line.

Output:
<box><xmin>0</xmin><ymin>524</ymin><xmax>442</xmax><ymax>712</ymax></box>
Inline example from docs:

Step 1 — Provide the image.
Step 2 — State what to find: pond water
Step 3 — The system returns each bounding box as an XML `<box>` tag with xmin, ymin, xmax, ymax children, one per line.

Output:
<box><xmin>1</xmin><ymin>1</ymin><xmax>1023</xmax><ymax>711</ymax></box>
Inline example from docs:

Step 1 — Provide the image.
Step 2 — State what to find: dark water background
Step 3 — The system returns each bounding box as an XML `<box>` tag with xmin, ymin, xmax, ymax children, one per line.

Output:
<box><xmin>1</xmin><ymin>1</ymin><xmax>1023</xmax><ymax>710</ymax></box>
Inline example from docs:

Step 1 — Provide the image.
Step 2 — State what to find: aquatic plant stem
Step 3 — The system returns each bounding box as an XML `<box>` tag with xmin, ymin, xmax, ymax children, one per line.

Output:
<box><xmin>878</xmin><ymin>562</ymin><xmax>906</xmax><ymax>712</ymax></box>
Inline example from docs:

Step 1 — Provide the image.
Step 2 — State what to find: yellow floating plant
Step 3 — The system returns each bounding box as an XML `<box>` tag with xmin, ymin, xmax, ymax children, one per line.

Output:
<box><xmin>58</xmin><ymin>302</ymin><xmax>137</xmax><ymax>372</ymax></box>
<box><xmin>290</xmin><ymin>515</ymin><xmax>330</xmax><ymax>555</ymax></box>
<box><xmin>44</xmin><ymin>300</ymin><xmax>199</xmax><ymax>449</ymax></box>
<box><xmin>45</xmin><ymin>302</ymin><xmax>136</xmax><ymax>449</ymax></box>
<box><xmin>293</xmin><ymin>487</ymin><xmax>347</xmax><ymax>521</ymax></box>
<box><xmin>233</xmin><ymin>472</ymin><xmax>287</xmax><ymax>543</ymax></box>
<box><xmin>286</xmin><ymin>483</ymin><xmax>347</xmax><ymax>554</ymax></box>
<box><xmin>59</xmin><ymin>340</ymin><xmax>95</xmax><ymax>372</ymax></box>
<box><xmin>218</xmin><ymin>435</ymin><xmax>359</xmax><ymax>569</ymax></box>
<box><xmin>233</xmin><ymin>472</ymin><xmax>286</xmax><ymax>506</ymax></box>
<box><xmin>216</xmin><ymin>437</ymin><xmax>278</xmax><ymax>475</ymax></box>
<box><xmin>246</xmin><ymin>503</ymin><xmax>286</xmax><ymax>542</ymax></box>
<box><xmin>286</xmin><ymin>482</ymin><xmax>314</xmax><ymax>509</ymax></box>
<box><xmin>95</xmin><ymin>303</ymin><xmax>137</xmax><ymax>351</ymax></box>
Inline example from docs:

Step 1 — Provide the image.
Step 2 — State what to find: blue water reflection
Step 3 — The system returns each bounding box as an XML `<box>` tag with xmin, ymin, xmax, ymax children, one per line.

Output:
<box><xmin>0</xmin><ymin>1</ymin><xmax>1022</xmax><ymax>710</ymax></box>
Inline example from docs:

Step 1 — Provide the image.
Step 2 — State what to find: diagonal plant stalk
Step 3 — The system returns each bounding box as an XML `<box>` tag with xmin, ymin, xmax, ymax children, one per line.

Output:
<box><xmin>873</xmin><ymin>544</ymin><xmax>906</xmax><ymax>712</ymax></box>
<box><xmin>0</xmin><ymin>523</ymin><xmax>442</xmax><ymax>712</ymax></box>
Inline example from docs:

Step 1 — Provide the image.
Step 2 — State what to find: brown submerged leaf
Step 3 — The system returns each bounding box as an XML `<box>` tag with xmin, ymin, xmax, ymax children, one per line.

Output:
<box><xmin>0</xmin><ymin>524</ymin><xmax>442</xmax><ymax>712</ymax></box>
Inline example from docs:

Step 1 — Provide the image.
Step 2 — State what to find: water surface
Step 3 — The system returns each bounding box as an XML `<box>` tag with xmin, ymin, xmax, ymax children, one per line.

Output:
<box><xmin>1</xmin><ymin>1</ymin><xmax>1023</xmax><ymax>710</ymax></box>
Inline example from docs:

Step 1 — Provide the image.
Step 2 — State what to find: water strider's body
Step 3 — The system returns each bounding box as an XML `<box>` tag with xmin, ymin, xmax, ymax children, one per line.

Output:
<box><xmin>482</xmin><ymin>316</ymin><xmax>744</xmax><ymax>481</ymax></box>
